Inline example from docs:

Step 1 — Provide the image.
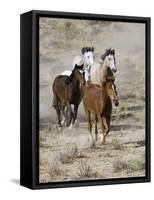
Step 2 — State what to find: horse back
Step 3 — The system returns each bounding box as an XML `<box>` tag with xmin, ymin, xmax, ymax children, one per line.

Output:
<box><xmin>53</xmin><ymin>75</ymin><xmax>72</xmax><ymax>102</ymax></box>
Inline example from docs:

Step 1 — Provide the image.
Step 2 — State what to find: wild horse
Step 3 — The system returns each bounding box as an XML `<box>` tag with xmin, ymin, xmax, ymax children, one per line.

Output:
<box><xmin>83</xmin><ymin>76</ymin><xmax>119</xmax><ymax>147</ymax></box>
<box><xmin>52</xmin><ymin>65</ymin><xmax>85</xmax><ymax>128</ymax></box>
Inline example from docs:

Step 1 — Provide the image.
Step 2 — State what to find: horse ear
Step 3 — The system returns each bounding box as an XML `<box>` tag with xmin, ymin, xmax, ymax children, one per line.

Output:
<box><xmin>81</xmin><ymin>47</ymin><xmax>86</xmax><ymax>54</ymax></box>
<box><xmin>74</xmin><ymin>64</ymin><xmax>80</xmax><ymax>69</ymax></box>
<box><xmin>104</xmin><ymin>49</ymin><xmax>108</xmax><ymax>56</ymax></box>
<box><xmin>101</xmin><ymin>54</ymin><xmax>105</xmax><ymax>60</ymax></box>
<box><xmin>86</xmin><ymin>47</ymin><xmax>89</xmax><ymax>52</ymax></box>
<box><xmin>80</xmin><ymin>64</ymin><xmax>84</xmax><ymax>69</ymax></box>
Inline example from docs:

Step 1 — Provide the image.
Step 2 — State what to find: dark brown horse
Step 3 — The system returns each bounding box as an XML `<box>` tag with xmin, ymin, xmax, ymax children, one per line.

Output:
<box><xmin>83</xmin><ymin>77</ymin><xmax>119</xmax><ymax>147</ymax></box>
<box><xmin>52</xmin><ymin>65</ymin><xmax>85</xmax><ymax>128</ymax></box>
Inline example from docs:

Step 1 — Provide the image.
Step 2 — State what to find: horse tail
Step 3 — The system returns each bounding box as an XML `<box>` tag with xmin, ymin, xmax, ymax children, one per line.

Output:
<box><xmin>52</xmin><ymin>79</ymin><xmax>59</xmax><ymax>110</ymax></box>
<box><xmin>52</xmin><ymin>95</ymin><xmax>57</xmax><ymax>109</ymax></box>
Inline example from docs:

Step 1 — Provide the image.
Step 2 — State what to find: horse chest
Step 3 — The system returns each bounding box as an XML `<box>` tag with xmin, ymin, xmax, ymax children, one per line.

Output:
<box><xmin>70</xmin><ymin>89</ymin><xmax>81</xmax><ymax>104</ymax></box>
<box><xmin>101</xmin><ymin>98</ymin><xmax>112</xmax><ymax>116</ymax></box>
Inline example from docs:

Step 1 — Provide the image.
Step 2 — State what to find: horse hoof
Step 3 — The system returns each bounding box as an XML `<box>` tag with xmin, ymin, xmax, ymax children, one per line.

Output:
<box><xmin>90</xmin><ymin>143</ymin><xmax>96</xmax><ymax>149</ymax></box>
<box><xmin>101</xmin><ymin>141</ymin><xmax>106</xmax><ymax>145</ymax></box>
<box><xmin>68</xmin><ymin>124</ymin><xmax>73</xmax><ymax>130</ymax></box>
<box><xmin>58</xmin><ymin>126</ymin><xmax>62</xmax><ymax>131</ymax></box>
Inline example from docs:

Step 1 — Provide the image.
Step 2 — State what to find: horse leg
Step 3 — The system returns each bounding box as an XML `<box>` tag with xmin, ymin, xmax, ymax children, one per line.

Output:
<box><xmin>106</xmin><ymin>115</ymin><xmax>111</xmax><ymax>136</ymax></box>
<box><xmin>72</xmin><ymin>104</ymin><xmax>79</xmax><ymax>125</ymax></box>
<box><xmin>97</xmin><ymin>114</ymin><xmax>105</xmax><ymax>144</ymax></box>
<box><xmin>86</xmin><ymin>111</ymin><xmax>95</xmax><ymax>148</ymax></box>
<box><xmin>56</xmin><ymin>106</ymin><xmax>62</xmax><ymax>128</ymax></box>
<box><xmin>61</xmin><ymin>105</ymin><xmax>66</xmax><ymax>126</ymax></box>
<box><xmin>94</xmin><ymin>115</ymin><xmax>98</xmax><ymax>141</ymax></box>
<box><xmin>53</xmin><ymin>95</ymin><xmax>62</xmax><ymax>128</ymax></box>
<box><xmin>66</xmin><ymin>104</ymin><xmax>73</xmax><ymax>127</ymax></box>
<box><xmin>102</xmin><ymin>117</ymin><xmax>110</xmax><ymax>144</ymax></box>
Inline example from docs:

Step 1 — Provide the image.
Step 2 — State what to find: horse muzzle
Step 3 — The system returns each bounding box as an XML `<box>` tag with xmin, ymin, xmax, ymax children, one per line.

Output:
<box><xmin>112</xmin><ymin>68</ymin><xmax>117</xmax><ymax>73</ymax></box>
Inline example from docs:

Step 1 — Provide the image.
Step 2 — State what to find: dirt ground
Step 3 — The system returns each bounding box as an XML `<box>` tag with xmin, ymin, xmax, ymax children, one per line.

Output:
<box><xmin>39</xmin><ymin>17</ymin><xmax>145</xmax><ymax>183</ymax></box>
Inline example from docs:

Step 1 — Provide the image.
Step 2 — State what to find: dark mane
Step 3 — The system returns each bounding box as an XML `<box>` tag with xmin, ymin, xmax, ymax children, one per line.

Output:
<box><xmin>69</xmin><ymin>68</ymin><xmax>76</xmax><ymax>82</ymax></box>
<box><xmin>101</xmin><ymin>48</ymin><xmax>115</xmax><ymax>60</ymax></box>
<box><xmin>81</xmin><ymin>46</ymin><xmax>94</xmax><ymax>54</ymax></box>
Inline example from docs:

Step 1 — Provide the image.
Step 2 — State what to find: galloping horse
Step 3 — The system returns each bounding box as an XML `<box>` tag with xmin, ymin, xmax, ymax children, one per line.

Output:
<box><xmin>52</xmin><ymin>65</ymin><xmax>85</xmax><ymax>128</ymax></box>
<box><xmin>90</xmin><ymin>48</ymin><xmax>117</xmax><ymax>86</ymax></box>
<box><xmin>83</xmin><ymin>76</ymin><xmax>119</xmax><ymax>147</ymax></box>
<box><xmin>61</xmin><ymin>47</ymin><xmax>95</xmax><ymax>81</ymax></box>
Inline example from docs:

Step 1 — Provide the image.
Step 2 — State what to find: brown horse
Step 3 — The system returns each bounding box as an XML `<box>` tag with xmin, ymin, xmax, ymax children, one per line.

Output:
<box><xmin>83</xmin><ymin>77</ymin><xmax>119</xmax><ymax>147</ymax></box>
<box><xmin>52</xmin><ymin>65</ymin><xmax>85</xmax><ymax>128</ymax></box>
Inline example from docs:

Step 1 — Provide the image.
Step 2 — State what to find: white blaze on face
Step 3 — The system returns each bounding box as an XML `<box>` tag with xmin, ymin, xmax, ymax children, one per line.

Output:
<box><xmin>84</xmin><ymin>66</ymin><xmax>90</xmax><ymax>82</ymax></box>
<box><xmin>79</xmin><ymin>70</ymin><xmax>84</xmax><ymax>74</ymax></box>
<box><xmin>112</xmin><ymin>83</ymin><xmax>115</xmax><ymax>91</ymax></box>
<box><xmin>84</xmin><ymin>51</ymin><xmax>94</xmax><ymax>66</ymax></box>
<box><xmin>106</xmin><ymin>54</ymin><xmax>117</xmax><ymax>72</ymax></box>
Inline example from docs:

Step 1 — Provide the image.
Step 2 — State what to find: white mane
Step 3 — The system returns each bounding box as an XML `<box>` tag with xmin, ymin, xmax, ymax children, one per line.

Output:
<box><xmin>72</xmin><ymin>56</ymin><xmax>84</xmax><ymax>68</ymax></box>
<box><xmin>60</xmin><ymin>70</ymin><xmax>72</xmax><ymax>76</ymax></box>
<box><xmin>61</xmin><ymin>47</ymin><xmax>94</xmax><ymax>81</ymax></box>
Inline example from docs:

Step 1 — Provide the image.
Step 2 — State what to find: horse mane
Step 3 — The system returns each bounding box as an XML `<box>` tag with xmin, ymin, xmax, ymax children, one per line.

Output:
<box><xmin>69</xmin><ymin>68</ymin><xmax>75</xmax><ymax>82</ymax></box>
<box><xmin>81</xmin><ymin>46</ymin><xmax>94</xmax><ymax>54</ymax></box>
<box><xmin>101</xmin><ymin>48</ymin><xmax>115</xmax><ymax>60</ymax></box>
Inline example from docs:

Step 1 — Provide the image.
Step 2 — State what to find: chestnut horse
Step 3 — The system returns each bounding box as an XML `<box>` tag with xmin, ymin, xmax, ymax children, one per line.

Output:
<box><xmin>83</xmin><ymin>77</ymin><xmax>119</xmax><ymax>147</ymax></box>
<box><xmin>52</xmin><ymin>65</ymin><xmax>85</xmax><ymax>128</ymax></box>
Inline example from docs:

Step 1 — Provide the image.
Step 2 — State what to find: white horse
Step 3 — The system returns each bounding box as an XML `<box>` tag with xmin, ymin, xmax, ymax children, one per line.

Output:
<box><xmin>90</xmin><ymin>48</ymin><xmax>117</xmax><ymax>85</ymax></box>
<box><xmin>61</xmin><ymin>47</ymin><xmax>95</xmax><ymax>81</ymax></box>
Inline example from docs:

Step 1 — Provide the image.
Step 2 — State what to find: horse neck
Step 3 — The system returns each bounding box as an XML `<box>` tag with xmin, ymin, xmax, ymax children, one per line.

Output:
<box><xmin>97</xmin><ymin>61</ymin><xmax>107</xmax><ymax>84</ymax></box>
<box><xmin>71</xmin><ymin>74</ymin><xmax>80</xmax><ymax>88</ymax></box>
<box><xmin>101</xmin><ymin>59</ymin><xmax>108</xmax><ymax>72</ymax></box>
<box><xmin>101</xmin><ymin>83</ymin><xmax>111</xmax><ymax>105</ymax></box>
<box><xmin>100</xmin><ymin>59</ymin><xmax>113</xmax><ymax>81</ymax></box>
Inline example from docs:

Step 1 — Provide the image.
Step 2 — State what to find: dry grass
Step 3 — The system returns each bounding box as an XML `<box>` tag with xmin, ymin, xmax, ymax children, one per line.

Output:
<box><xmin>113</xmin><ymin>159</ymin><xmax>145</xmax><ymax>173</ymax></box>
<box><xmin>112</xmin><ymin>138</ymin><xmax>124</xmax><ymax>150</ymax></box>
<box><xmin>78</xmin><ymin>161</ymin><xmax>98</xmax><ymax>178</ymax></box>
<box><xmin>59</xmin><ymin>143</ymin><xmax>85</xmax><ymax>164</ymax></box>
<box><xmin>113</xmin><ymin>160</ymin><xmax>128</xmax><ymax>173</ymax></box>
<box><xmin>128</xmin><ymin>160</ymin><xmax>145</xmax><ymax>172</ymax></box>
<box><xmin>49</xmin><ymin>160</ymin><xmax>61</xmax><ymax>178</ymax></box>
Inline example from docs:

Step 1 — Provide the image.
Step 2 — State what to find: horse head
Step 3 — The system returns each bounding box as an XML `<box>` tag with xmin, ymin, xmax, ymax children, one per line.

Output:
<box><xmin>103</xmin><ymin>76</ymin><xmax>119</xmax><ymax>107</ymax></box>
<box><xmin>81</xmin><ymin>46</ymin><xmax>95</xmax><ymax>66</ymax></box>
<box><xmin>73</xmin><ymin>64</ymin><xmax>85</xmax><ymax>86</ymax></box>
<box><xmin>101</xmin><ymin>48</ymin><xmax>117</xmax><ymax>73</ymax></box>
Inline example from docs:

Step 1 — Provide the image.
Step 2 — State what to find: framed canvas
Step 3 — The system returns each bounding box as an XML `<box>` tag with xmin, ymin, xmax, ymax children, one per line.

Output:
<box><xmin>20</xmin><ymin>10</ymin><xmax>151</xmax><ymax>189</ymax></box>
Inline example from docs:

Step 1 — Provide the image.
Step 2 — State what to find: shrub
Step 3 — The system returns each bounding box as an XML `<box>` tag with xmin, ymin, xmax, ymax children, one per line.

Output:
<box><xmin>78</xmin><ymin>161</ymin><xmax>98</xmax><ymax>178</ymax></box>
<box><xmin>49</xmin><ymin>161</ymin><xmax>61</xmax><ymax>178</ymax></box>
<box><xmin>113</xmin><ymin>160</ymin><xmax>128</xmax><ymax>173</ymax></box>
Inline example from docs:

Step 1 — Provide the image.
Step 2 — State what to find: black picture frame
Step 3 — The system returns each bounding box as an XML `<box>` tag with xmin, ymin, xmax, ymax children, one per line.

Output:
<box><xmin>20</xmin><ymin>10</ymin><xmax>151</xmax><ymax>189</ymax></box>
